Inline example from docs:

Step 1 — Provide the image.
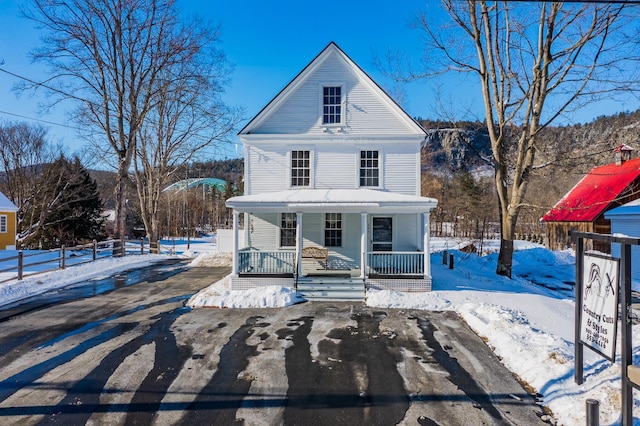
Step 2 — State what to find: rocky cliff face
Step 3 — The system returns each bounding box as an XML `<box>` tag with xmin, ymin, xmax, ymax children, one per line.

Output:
<box><xmin>421</xmin><ymin>128</ymin><xmax>492</xmax><ymax>174</ymax></box>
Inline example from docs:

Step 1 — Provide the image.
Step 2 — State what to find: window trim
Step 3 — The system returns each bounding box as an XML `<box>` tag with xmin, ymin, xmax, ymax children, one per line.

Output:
<box><xmin>279</xmin><ymin>212</ymin><xmax>297</xmax><ymax>248</ymax></box>
<box><xmin>289</xmin><ymin>149</ymin><xmax>312</xmax><ymax>188</ymax></box>
<box><xmin>324</xmin><ymin>213</ymin><xmax>342</xmax><ymax>248</ymax></box>
<box><xmin>358</xmin><ymin>149</ymin><xmax>382</xmax><ymax>188</ymax></box>
<box><xmin>319</xmin><ymin>83</ymin><xmax>346</xmax><ymax>127</ymax></box>
<box><xmin>0</xmin><ymin>215</ymin><xmax>6</xmax><ymax>233</ymax></box>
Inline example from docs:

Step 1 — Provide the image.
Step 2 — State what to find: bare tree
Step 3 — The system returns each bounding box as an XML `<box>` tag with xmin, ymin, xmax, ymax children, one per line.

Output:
<box><xmin>24</xmin><ymin>0</ymin><xmax>215</xmax><ymax>240</ymax></box>
<box><xmin>404</xmin><ymin>1</ymin><xmax>639</xmax><ymax>277</ymax></box>
<box><xmin>133</xmin><ymin>53</ymin><xmax>240</xmax><ymax>249</ymax></box>
<box><xmin>0</xmin><ymin>122</ymin><xmax>53</xmax><ymax>207</ymax></box>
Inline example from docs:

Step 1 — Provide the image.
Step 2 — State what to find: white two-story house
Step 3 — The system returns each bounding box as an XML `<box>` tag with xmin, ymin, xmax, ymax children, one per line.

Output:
<box><xmin>226</xmin><ymin>42</ymin><xmax>438</xmax><ymax>299</ymax></box>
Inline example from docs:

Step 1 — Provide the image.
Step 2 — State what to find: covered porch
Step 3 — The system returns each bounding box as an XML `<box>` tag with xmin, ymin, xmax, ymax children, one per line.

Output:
<box><xmin>226</xmin><ymin>189</ymin><xmax>438</xmax><ymax>294</ymax></box>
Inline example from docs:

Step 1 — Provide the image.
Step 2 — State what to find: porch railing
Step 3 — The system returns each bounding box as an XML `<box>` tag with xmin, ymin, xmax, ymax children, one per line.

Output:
<box><xmin>367</xmin><ymin>251</ymin><xmax>424</xmax><ymax>276</ymax></box>
<box><xmin>238</xmin><ymin>250</ymin><xmax>295</xmax><ymax>275</ymax></box>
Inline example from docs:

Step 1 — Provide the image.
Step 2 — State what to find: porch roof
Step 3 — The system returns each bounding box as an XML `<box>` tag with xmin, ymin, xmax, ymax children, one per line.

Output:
<box><xmin>226</xmin><ymin>189</ymin><xmax>438</xmax><ymax>214</ymax></box>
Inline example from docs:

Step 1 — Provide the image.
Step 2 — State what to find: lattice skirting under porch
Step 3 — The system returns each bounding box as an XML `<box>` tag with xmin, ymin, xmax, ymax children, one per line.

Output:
<box><xmin>231</xmin><ymin>276</ymin><xmax>295</xmax><ymax>291</ymax></box>
<box><xmin>366</xmin><ymin>278</ymin><xmax>432</xmax><ymax>292</ymax></box>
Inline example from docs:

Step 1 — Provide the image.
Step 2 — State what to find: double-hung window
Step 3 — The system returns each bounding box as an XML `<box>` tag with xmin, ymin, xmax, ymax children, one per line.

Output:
<box><xmin>324</xmin><ymin>213</ymin><xmax>342</xmax><ymax>247</ymax></box>
<box><xmin>0</xmin><ymin>215</ymin><xmax>6</xmax><ymax>233</ymax></box>
<box><xmin>291</xmin><ymin>150</ymin><xmax>310</xmax><ymax>187</ymax></box>
<box><xmin>322</xmin><ymin>86</ymin><xmax>342</xmax><ymax>125</ymax></box>
<box><xmin>359</xmin><ymin>150</ymin><xmax>379</xmax><ymax>187</ymax></box>
<box><xmin>280</xmin><ymin>213</ymin><xmax>297</xmax><ymax>247</ymax></box>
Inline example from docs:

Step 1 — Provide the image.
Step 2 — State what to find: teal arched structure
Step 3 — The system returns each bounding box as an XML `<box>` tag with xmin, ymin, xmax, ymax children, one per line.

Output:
<box><xmin>164</xmin><ymin>178</ymin><xmax>228</xmax><ymax>193</ymax></box>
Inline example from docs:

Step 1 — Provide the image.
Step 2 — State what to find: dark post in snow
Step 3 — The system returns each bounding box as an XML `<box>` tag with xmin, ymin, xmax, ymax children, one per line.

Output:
<box><xmin>93</xmin><ymin>239</ymin><xmax>97</xmax><ymax>261</ymax></box>
<box><xmin>585</xmin><ymin>399</ymin><xmax>599</xmax><ymax>426</ymax></box>
<box><xmin>17</xmin><ymin>250</ymin><xmax>23</xmax><ymax>280</ymax></box>
<box><xmin>442</xmin><ymin>250</ymin><xmax>448</xmax><ymax>265</ymax></box>
<box><xmin>60</xmin><ymin>245</ymin><xmax>66</xmax><ymax>269</ymax></box>
<box><xmin>575</xmin><ymin>236</ymin><xmax>584</xmax><ymax>385</ymax></box>
<box><xmin>621</xmin><ymin>243</ymin><xmax>633</xmax><ymax>425</ymax></box>
<box><xmin>449</xmin><ymin>254</ymin><xmax>454</xmax><ymax>270</ymax></box>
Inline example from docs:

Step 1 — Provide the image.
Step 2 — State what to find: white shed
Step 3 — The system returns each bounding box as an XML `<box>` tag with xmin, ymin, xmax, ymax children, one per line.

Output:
<box><xmin>604</xmin><ymin>199</ymin><xmax>640</xmax><ymax>285</ymax></box>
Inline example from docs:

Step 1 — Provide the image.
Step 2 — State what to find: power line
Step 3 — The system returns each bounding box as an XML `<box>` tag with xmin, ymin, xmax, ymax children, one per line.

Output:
<box><xmin>0</xmin><ymin>109</ymin><xmax>82</xmax><ymax>132</ymax></box>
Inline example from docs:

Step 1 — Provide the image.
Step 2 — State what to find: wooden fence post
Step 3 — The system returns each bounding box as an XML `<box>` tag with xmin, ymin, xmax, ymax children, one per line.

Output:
<box><xmin>17</xmin><ymin>250</ymin><xmax>23</xmax><ymax>280</ymax></box>
<box><xmin>61</xmin><ymin>245</ymin><xmax>66</xmax><ymax>269</ymax></box>
<box><xmin>93</xmin><ymin>240</ymin><xmax>97</xmax><ymax>260</ymax></box>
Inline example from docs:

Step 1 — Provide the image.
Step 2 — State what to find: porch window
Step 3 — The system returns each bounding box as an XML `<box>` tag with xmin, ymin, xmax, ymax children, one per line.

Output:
<box><xmin>280</xmin><ymin>213</ymin><xmax>297</xmax><ymax>247</ymax></box>
<box><xmin>0</xmin><ymin>215</ymin><xmax>6</xmax><ymax>233</ymax></box>
<box><xmin>324</xmin><ymin>213</ymin><xmax>342</xmax><ymax>247</ymax></box>
<box><xmin>359</xmin><ymin>150</ymin><xmax>379</xmax><ymax>187</ymax></box>
<box><xmin>322</xmin><ymin>86</ymin><xmax>342</xmax><ymax>124</ymax></box>
<box><xmin>291</xmin><ymin>150</ymin><xmax>310</xmax><ymax>187</ymax></box>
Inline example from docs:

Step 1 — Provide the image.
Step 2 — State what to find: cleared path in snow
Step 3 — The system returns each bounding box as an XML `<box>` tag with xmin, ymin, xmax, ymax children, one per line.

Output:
<box><xmin>0</xmin><ymin>265</ymin><xmax>546</xmax><ymax>425</ymax></box>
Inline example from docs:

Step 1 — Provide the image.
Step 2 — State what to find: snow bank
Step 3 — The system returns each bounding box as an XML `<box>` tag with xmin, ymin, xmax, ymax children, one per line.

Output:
<box><xmin>188</xmin><ymin>282</ymin><xmax>304</xmax><ymax>308</ymax></box>
<box><xmin>189</xmin><ymin>251</ymin><xmax>232</xmax><ymax>267</ymax></box>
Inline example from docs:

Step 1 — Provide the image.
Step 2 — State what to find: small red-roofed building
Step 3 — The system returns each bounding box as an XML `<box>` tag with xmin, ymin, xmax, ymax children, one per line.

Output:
<box><xmin>542</xmin><ymin>145</ymin><xmax>640</xmax><ymax>252</ymax></box>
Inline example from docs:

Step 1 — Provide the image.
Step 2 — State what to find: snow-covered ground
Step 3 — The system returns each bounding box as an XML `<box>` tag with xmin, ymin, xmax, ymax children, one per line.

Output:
<box><xmin>0</xmin><ymin>235</ymin><xmax>638</xmax><ymax>425</ymax></box>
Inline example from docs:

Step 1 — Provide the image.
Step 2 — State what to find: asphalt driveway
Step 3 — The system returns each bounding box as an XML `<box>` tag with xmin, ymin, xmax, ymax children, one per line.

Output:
<box><xmin>0</xmin><ymin>264</ymin><xmax>546</xmax><ymax>425</ymax></box>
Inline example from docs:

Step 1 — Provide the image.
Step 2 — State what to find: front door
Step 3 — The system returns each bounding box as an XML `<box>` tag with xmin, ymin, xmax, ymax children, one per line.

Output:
<box><xmin>372</xmin><ymin>217</ymin><xmax>392</xmax><ymax>251</ymax></box>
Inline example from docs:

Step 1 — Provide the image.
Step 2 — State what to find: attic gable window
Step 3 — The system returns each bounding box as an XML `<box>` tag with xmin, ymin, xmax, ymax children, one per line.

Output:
<box><xmin>322</xmin><ymin>86</ymin><xmax>342</xmax><ymax>124</ymax></box>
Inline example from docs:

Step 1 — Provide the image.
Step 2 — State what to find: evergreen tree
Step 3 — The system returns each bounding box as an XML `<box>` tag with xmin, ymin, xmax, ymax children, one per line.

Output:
<box><xmin>20</xmin><ymin>156</ymin><xmax>104</xmax><ymax>249</ymax></box>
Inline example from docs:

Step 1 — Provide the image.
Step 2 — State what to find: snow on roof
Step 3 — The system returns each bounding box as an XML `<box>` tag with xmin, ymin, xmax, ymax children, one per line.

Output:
<box><xmin>227</xmin><ymin>188</ymin><xmax>437</xmax><ymax>213</ymax></box>
<box><xmin>542</xmin><ymin>158</ymin><xmax>640</xmax><ymax>222</ymax></box>
<box><xmin>605</xmin><ymin>198</ymin><xmax>640</xmax><ymax>217</ymax></box>
<box><xmin>0</xmin><ymin>191</ymin><xmax>17</xmax><ymax>212</ymax></box>
<box><xmin>614</xmin><ymin>144</ymin><xmax>634</xmax><ymax>152</ymax></box>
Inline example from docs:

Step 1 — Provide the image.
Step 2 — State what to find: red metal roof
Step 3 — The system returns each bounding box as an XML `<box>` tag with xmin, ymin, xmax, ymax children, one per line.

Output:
<box><xmin>542</xmin><ymin>158</ymin><xmax>640</xmax><ymax>222</ymax></box>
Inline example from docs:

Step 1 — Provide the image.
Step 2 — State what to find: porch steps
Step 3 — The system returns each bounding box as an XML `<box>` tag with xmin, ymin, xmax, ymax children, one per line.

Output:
<box><xmin>296</xmin><ymin>278</ymin><xmax>365</xmax><ymax>301</ymax></box>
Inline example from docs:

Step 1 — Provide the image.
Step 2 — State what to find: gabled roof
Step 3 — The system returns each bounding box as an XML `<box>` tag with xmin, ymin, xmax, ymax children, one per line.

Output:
<box><xmin>0</xmin><ymin>191</ymin><xmax>17</xmax><ymax>212</ymax></box>
<box><xmin>542</xmin><ymin>158</ymin><xmax>640</xmax><ymax>222</ymax></box>
<box><xmin>239</xmin><ymin>42</ymin><xmax>425</xmax><ymax>136</ymax></box>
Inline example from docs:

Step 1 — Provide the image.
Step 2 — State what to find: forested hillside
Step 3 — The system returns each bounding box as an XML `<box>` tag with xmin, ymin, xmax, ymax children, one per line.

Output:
<box><xmin>417</xmin><ymin>109</ymin><xmax>640</xmax><ymax>240</ymax></box>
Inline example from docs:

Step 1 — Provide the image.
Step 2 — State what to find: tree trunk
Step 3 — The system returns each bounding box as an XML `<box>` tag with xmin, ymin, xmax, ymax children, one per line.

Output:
<box><xmin>496</xmin><ymin>211</ymin><xmax>516</xmax><ymax>278</ymax></box>
<box><xmin>114</xmin><ymin>166</ymin><xmax>129</xmax><ymax>240</ymax></box>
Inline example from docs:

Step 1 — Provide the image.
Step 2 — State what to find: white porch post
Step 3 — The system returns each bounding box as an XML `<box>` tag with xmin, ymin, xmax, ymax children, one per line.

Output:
<box><xmin>360</xmin><ymin>212</ymin><xmax>367</xmax><ymax>279</ymax></box>
<box><xmin>232</xmin><ymin>210</ymin><xmax>239</xmax><ymax>276</ymax></box>
<box><xmin>423</xmin><ymin>212</ymin><xmax>431</xmax><ymax>279</ymax></box>
<box><xmin>296</xmin><ymin>212</ymin><xmax>303</xmax><ymax>277</ymax></box>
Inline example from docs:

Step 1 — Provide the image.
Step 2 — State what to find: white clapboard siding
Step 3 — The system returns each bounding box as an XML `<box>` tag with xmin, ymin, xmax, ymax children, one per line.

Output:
<box><xmin>247</xmin><ymin>213</ymin><xmax>279</xmax><ymax>250</ymax></box>
<box><xmin>393</xmin><ymin>215</ymin><xmax>421</xmax><ymax>251</ymax></box>
<box><xmin>250</xmin><ymin>50</ymin><xmax>417</xmax><ymax>137</ymax></box>
<box><xmin>246</xmin><ymin>142</ymin><xmax>420</xmax><ymax>194</ymax></box>
<box><xmin>314</xmin><ymin>144</ymin><xmax>357</xmax><ymax>189</ymax></box>
<box><xmin>246</xmin><ymin>145</ymin><xmax>289</xmax><ymax>194</ymax></box>
<box><xmin>383</xmin><ymin>144</ymin><xmax>420</xmax><ymax>195</ymax></box>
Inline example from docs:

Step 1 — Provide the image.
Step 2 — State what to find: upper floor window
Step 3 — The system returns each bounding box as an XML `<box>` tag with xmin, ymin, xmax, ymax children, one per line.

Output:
<box><xmin>322</xmin><ymin>86</ymin><xmax>342</xmax><ymax>124</ymax></box>
<box><xmin>324</xmin><ymin>213</ymin><xmax>342</xmax><ymax>247</ymax></box>
<box><xmin>291</xmin><ymin>150</ymin><xmax>310</xmax><ymax>187</ymax></box>
<box><xmin>0</xmin><ymin>215</ymin><xmax>6</xmax><ymax>233</ymax></box>
<box><xmin>359</xmin><ymin>150</ymin><xmax>379</xmax><ymax>187</ymax></box>
<box><xmin>280</xmin><ymin>213</ymin><xmax>297</xmax><ymax>247</ymax></box>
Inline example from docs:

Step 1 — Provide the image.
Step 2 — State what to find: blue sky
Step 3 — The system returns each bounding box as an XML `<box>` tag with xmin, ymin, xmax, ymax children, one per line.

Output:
<box><xmin>1</xmin><ymin>1</ymin><xmax>638</xmax><ymax>160</ymax></box>
<box><xmin>0</xmin><ymin>0</ymin><xmax>453</xmax><ymax>158</ymax></box>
